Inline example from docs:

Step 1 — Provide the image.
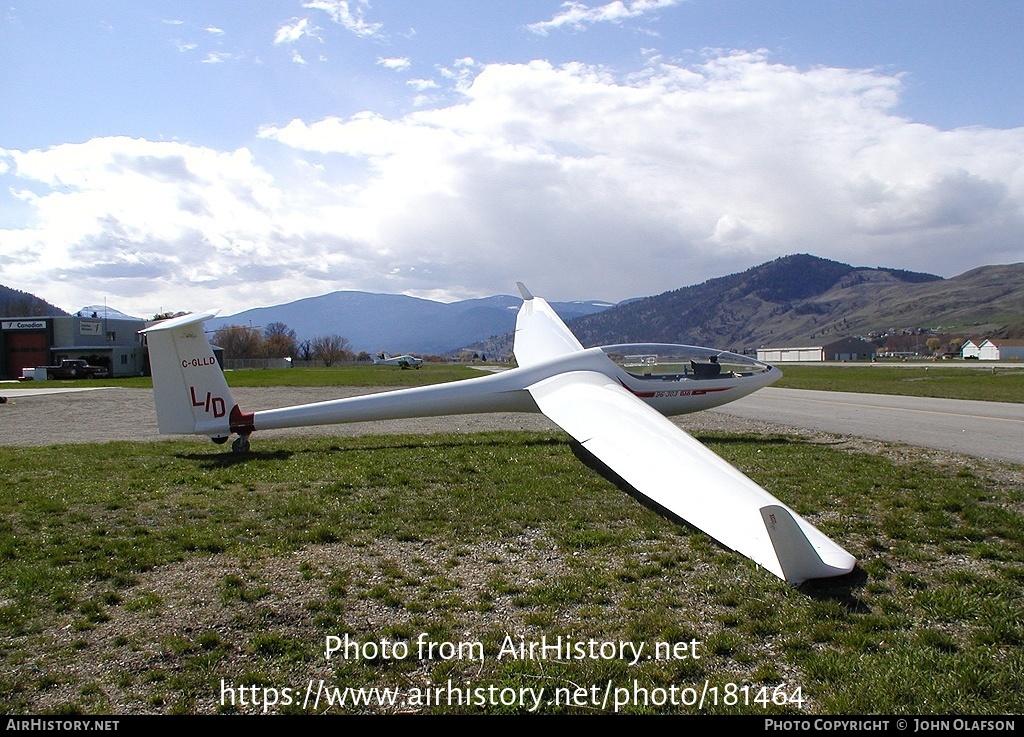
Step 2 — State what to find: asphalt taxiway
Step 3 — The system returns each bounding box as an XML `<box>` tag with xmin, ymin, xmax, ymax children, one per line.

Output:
<box><xmin>711</xmin><ymin>387</ymin><xmax>1024</xmax><ymax>465</ymax></box>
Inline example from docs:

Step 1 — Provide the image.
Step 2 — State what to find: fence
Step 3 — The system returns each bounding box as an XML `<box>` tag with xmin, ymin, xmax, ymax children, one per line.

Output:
<box><xmin>221</xmin><ymin>358</ymin><xmax>373</xmax><ymax>370</ymax></box>
<box><xmin>222</xmin><ymin>358</ymin><xmax>292</xmax><ymax>370</ymax></box>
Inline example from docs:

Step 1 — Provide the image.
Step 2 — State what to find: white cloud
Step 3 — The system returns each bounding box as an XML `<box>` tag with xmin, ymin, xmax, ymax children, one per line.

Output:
<box><xmin>438</xmin><ymin>57</ymin><xmax>480</xmax><ymax>93</ymax></box>
<box><xmin>205</xmin><ymin>26</ymin><xmax>225</xmax><ymax>35</ymax></box>
<box><xmin>377</xmin><ymin>57</ymin><xmax>411</xmax><ymax>72</ymax></box>
<box><xmin>200</xmin><ymin>50</ymin><xmax>241</xmax><ymax>64</ymax></box>
<box><xmin>303</xmin><ymin>0</ymin><xmax>383</xmax><ymax>38</ymax></box>
<box><xmin>528</xmin><ymin>0</ymin><xmax>682</xmax><ymax>35</ymax></box>
<box><xmin>1</xmin><ymin>138</ymin><xmax>288</xmax><ymax>313</ymax></box>
<box><xmin>3</xmin><ymin>53</ymin><xmax>1022</xmax><ymax>316</ymax></box>
<box><xmin>274</xmin><ymin>18</ymin><xmax>315</xmax><ymax>44</ymax></box>
<box><xmin>407</xmin><ymin>78</ymin><xmax>439</xmax><ymax>91</ymax></box>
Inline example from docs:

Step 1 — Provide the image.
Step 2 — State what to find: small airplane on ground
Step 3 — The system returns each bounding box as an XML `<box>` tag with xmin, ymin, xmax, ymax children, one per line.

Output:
<box><xmin>142</xmin><ymin>284</ymin><xmax>855</xmax><ymax>585</ymax></box>
<box><xmin>373</xmin><ymin>352</ymin><xmax>423</xmax><ymax>369</ymax></box>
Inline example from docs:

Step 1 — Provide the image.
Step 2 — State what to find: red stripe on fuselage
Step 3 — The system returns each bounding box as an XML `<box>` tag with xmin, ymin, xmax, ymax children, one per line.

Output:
<box><xmin>617</xmin><ymin>378</ymin><xmax>731</xmax><ymax>399</ymax></box>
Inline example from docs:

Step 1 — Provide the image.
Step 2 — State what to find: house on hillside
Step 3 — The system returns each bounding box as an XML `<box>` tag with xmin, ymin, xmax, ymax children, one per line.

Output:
<box><xmin>972</xmin><ymin>339</ymin><xmax>1024</xmax><ymax>361</ymax></box>
<box><xmin>757</xmin><ymin>337</ymin><xmax>876</xmax><ymax>363</ymax></box>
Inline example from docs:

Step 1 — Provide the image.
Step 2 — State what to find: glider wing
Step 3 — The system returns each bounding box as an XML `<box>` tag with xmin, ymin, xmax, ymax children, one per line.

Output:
<box><xmin>512</xmin><ymin>287</ymin><xmax>854</xmax><ymax>583</ymax></box>
<box><xmin>526</xmin><ymin>369</ymin><xmax>856</xmax><ymax>583</ymax></box>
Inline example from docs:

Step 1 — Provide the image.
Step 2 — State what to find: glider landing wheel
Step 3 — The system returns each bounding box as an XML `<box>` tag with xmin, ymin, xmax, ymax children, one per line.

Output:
<box><xmin>231</xmin><ymin>435</ymin><xmax>251</xmax><ymax>454</ymax></box>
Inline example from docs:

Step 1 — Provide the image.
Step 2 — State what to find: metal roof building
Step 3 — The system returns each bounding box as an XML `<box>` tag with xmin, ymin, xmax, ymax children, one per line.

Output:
<box><xmin>757</xmin><ymin>337</ymin><xmax>877</xmax><ymax>363</ymax></box>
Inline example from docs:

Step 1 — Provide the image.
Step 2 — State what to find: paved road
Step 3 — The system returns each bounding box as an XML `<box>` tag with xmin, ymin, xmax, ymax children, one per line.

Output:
<box><xmin>711</xmin><ymin>387</ymin><xmax>1024</xmax><ymax>465</ymax></box>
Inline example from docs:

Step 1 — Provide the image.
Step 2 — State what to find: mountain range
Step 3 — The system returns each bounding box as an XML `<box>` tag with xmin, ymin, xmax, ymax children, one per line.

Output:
<box><xmin>201</xmin><ymin>254</ymin><xmax>1024</xmax><ymax>355</ymax></box>
<box><xmin>567</xmin><ymin>255</ymin><xmax>1024</xmax><ymax>350</ymax></box>
<box><xmin>470</xmin><ymin>255</ymin><xmax>1024</xmax><ymax>358</ymax></box>
<box><xmin>207</xmin><ymin>291</ymin><xmax>616</xmax><ymax>356</ymax></box>
<box><xmin>4</xmin><ymin>254</ymin><xmax>1022</xmax><ymax>357</ymax></box>
<box><xmin>0</xmin><ymin>284</ymin><xmax>68</xmax><ymax>318</ymax></box>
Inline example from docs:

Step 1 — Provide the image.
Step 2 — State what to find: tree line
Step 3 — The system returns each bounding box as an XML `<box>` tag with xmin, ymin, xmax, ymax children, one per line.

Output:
<box><xmin>212</xmin><ymin>322</ymin><xmax>356</xmax><ymax>366</ymax></box>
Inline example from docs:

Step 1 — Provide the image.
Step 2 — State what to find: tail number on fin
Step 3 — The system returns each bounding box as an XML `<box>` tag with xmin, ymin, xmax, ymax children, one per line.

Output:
<box><xmin>182</xmin><ymin>356</ymin><xmax>217</xmax><ymax>368</ymax></box>
<box><xmin>190</xmin><ymin>386</ymin><xmax>227</xmax><ymax>418</ymax></box>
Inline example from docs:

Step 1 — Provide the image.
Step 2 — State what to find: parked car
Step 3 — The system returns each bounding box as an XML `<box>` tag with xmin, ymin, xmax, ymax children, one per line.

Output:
<box><xmin>41</xmin><ymin>359</ymin><xmax>110</xmax><ymax>379</ymax></box>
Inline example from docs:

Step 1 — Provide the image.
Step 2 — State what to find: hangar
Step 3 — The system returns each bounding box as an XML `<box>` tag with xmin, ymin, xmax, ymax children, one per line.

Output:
<box><xmin>963</xmin><ymin>338</ymin><xmax>1024</xmax><ymax>361</ymax></box>
<box><xmin>0</xmin><ymin>309</ymin><xmax>148</xmax><ymax>380</ymax></box>
<box><xmin>757</xmin><ymin>337</ymin><xmax>877</xmax><ymax>363</ymax></box>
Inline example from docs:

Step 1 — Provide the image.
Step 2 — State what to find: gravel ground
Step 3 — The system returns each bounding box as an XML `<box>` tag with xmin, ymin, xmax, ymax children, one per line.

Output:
<box><xmin>0</xmin><ymin>387</ymin><xmax>560</xmax><ymax>446</ymax></box>
<box><xmin>2</xmin><ymin>385</ymin><xmax>1020</xmax><ymax>489</ymax></box>
<box><xmin>0</xmin><ymin>385</ymin><xmax>797</xmax><ymax>447</ymax></box>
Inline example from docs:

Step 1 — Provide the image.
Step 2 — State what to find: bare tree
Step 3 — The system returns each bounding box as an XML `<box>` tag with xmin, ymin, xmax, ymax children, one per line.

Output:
<box><xmin>152</xmin><ymin>311</ymin><xmax>189</xmax><ymax>321</ymax></box>
<box><xmin>296</xmin><ymin>339</ymin><xmax>314</xmax><ymax>362</ymax></box>
<box><xmin>311</xmin><ymin>334</ymin><xmax>352</xmax><ymax>366</ymax></box>
<box><xmin>212</xmin><ymin>325</ymin><xmax>263</xmax><ymax>359</ymax></box>
<box><xmin>263</xmin><ymin>322</ymin><xmax>298</xmax><ymax>358</ymax></box>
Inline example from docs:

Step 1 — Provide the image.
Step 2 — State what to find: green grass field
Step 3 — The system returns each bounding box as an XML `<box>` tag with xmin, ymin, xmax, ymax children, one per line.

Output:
<box><xmin>1</xmin><ymin>429</ymin><xmax>1022</xmax><ymax>714</ymax></box>
<box><xmin>774</xmin><ymin>363</ymin><xmax>1024</xmax><ymax>403</ymax></box>
<box><xmin>49</xmin><ymin>363</ymin><xmax>488</xmax><ymax>390</ymax></box>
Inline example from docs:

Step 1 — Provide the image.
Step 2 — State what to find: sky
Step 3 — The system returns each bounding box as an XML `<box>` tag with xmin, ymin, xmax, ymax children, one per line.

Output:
<box><xmin>1</xmin><ymin>0</ymin><xmax>1022</xmax><ymax>318</ymax></box>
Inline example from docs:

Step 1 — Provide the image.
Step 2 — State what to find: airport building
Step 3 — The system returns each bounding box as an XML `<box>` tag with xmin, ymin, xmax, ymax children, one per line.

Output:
<box><xmin>0</xmin><ymin>310</ymin><xmax>149</xmax><ymax>379</ymax></box>
<box><xmin>756</xmin><ymin>337</ymin><xmax>877</xmax><ymax>363</ymax></box>
<box><xmin>962</xmin><ymin>338</ymin><xmax>1024</xmax><ymax>361</ymax></box>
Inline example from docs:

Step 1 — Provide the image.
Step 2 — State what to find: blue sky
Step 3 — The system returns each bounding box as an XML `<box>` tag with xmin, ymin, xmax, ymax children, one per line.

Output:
<box><xmin>1</xmin><ymin>0</ymin><xmax>1022</xmax><ymax>316</ymax></box>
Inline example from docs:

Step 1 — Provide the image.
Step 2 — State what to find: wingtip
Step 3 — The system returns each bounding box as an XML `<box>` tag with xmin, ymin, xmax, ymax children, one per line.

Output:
<box><xmin>760</xmin><ymin>505</ymin><xmax>856</xmax><ymax>584</ymax></box>
<box><xmin>516</xmin><ymin>282</ymin><xmax>534</xmax><ymax>300</ymax></box>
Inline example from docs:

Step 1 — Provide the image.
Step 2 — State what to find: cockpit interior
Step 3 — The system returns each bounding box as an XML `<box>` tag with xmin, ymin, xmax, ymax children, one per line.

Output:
<box><xmin>600</xmin><ymin>344</ymin><xmax>773</xmax><ymax>381</ymax></box>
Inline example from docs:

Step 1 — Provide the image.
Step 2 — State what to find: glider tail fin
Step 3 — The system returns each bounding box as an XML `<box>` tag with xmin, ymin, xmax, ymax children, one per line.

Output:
<box><xmin>513</xmin><ymin>283</ymin><xmax>585</xmax><ymax>368</ymax></box>
<box><xmin>760</xmin><ymin>505</ymin><xmax>856</xmax><ymax>584</ymax></box>
<box><xmin>141</xmin><ymin>312</ymin><xmax>239</xmax><ymax>441</ymax></box>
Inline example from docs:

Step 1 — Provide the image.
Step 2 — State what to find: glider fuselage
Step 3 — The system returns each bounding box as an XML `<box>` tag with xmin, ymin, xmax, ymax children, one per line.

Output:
<box><xmin>229</xmin><ymin>345</ymin><xmax>779</xmax><ymax>436</ymax></box>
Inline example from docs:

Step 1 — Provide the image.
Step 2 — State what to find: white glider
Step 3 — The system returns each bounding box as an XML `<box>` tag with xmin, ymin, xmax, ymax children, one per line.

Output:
<box><xmin>141</xmin><ymin>284</ymin><xmax>855</xmax><ymax>584</ymax></box>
